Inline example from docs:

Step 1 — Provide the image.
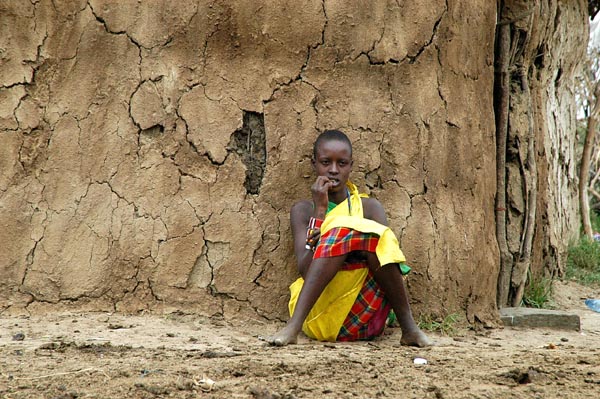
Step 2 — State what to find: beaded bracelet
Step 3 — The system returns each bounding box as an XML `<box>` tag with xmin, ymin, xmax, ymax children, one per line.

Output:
<box><xmin>305</xmin><ymin>217</ymin><xmax>323</xmax><ymax>250</ymax></box>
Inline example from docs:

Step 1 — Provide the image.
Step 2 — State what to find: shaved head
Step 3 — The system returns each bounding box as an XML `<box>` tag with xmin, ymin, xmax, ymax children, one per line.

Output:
<box><xmin>313</xmin><ymin>130</ymin><xmax>352</xmax><ymax>160</ymax></box>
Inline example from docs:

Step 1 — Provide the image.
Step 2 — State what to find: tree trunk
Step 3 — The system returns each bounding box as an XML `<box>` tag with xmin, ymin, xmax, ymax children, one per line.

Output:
<box><xmin>495</xmin><ymin>0</ymin><xmax>588</xmax><ymax>307</ymax></box>
<box><xmin>494</xmin><ymin>8</ymin><xmax>514</xmax><ymax>307</ymax></box>
<box><xmin>511</xmin><ymin>69</ymin><xmax>538</xmax><ymax>307</ymax></box>
<box><xmin>581</xmin><ymin>84</ymin><xmax>600</xmax><ymax>239</ymax></box>
<box><xmin>581</xmin><ymin>118</ymin><xmax>596</xmax><ymax>239</ymax></box>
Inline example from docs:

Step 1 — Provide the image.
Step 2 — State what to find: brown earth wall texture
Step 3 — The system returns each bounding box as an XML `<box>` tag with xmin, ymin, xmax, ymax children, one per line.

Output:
<box><xmin>0</xmin><ymin>0</ymin><xmax>580</xmax><ymax>324</ymax></box>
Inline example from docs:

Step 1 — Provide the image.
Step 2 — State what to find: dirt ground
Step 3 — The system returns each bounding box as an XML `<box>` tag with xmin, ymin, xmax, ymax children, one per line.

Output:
<box><xmin>1</xmin><ymin>281</ymin><xmax>599</xmax><ymax>399</ymax></box>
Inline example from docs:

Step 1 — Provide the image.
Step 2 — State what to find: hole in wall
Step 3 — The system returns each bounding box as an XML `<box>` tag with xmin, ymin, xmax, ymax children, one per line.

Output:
<box><xmin>228</xmin><ymin>111</ymin><xmax>266</xmax><ymax>195</ymax></box>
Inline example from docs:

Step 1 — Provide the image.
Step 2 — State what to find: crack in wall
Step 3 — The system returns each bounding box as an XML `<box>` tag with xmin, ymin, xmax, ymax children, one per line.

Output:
<box><xmin>127</xmin><ymin>79</ymin><xmax>169</xmax><ymax>159</ymax></box>
<box><xmin>19</xmin><ymin>178</ymin><xmax>153</xmax><ymax>307</ymax></box>
<box><xmin>128</xmin><ymin>80</ymin><xmax>146</xmax><ymax>155</ymax></box>
<box><xmin>57</xmin><ymin>18</ymin><xmax>85</xmax><ymax>63</ymax></box>
<box><xmin>7</xmin><ymin>89</ymin><xmax>29</xmax><ymax>132</ymax></box>
<box><xmin>31</xmin><ymin>29</ymin><xmax>49</xmax><ymax>74</ymax></box>
<box><xmin>252</xmin><ymin>267</ymin><xmax>266</xmax><ymax>288</ymax></box>
<box><xmin>200</xmin><ymin>26</ymin><xmax>215</xmax><ymax>77</ymax></box>
<box><xmin>23</xmin><ymin>236</ymin><xmax>42</xmax><ymax>286</ymax></box>
<box><xmin>248</xmin><ymin>229</ymin><xmax>274</xmax><ymax>290</ymax></box>
<box><xmin>434</xmin><ymin>46</ymin><xmax>455</xmax><ymax>127</ymax></box>
<box><xmin>355</xmin><ymin>25</ymin><xmax>387</xmax><ymax>65</ymax></box>
<box><xmin>264</xmin><ymin>0</ymin><xmax>327</xmax><ymax>104</ymax></box>
<box><xmin>1</xmin><ymin>81</ymin><xmax>30</xmax><ymax>91</ymax></box>
<box><xmin>175</xmin><ymin>86</ymin><xmax>240</xmax><ymax>167</ymax></box>
<box><xmin>87</xmin><ymin>1</ymin><xmax>142</xmax><ymax>86</ymax></box>
<box><xmin>188</xmin><ymin>241</ymin><xmax>210</xmax><ymax>289</ymax></box>
<box><xmin>88</xmin><ymin>1</ymin><xmax>143</xmax><ymax>50</ymax></box>
<box><xmin>204</xmin><ymin>240</ymin><xmax>231</xmax><ymax>292</ymax></box>
<box><xmin>385</xmin><ymin>71</ymin><xmax>401</xmax><ymax>116</ymax></box>
<box><xmin>407</xmin><ymin>9</ymin><xmax>444</xmax><ymax>65</ymax></box>
<box><xmin>321</xmin><ymin>0</ymin><xmax>329</xmax><ymax>47</ymax></box>
<box><xmin>174</xmin><ymin>107</ymin><xmax>207</xmax><ymax>164</ymax></box>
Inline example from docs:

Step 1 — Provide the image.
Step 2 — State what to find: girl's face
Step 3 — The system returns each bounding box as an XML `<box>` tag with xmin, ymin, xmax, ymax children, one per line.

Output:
<box><xmin>313</xmin><ymin>139</ymin><xmax>353</xmax><ymax>194</ymax></box>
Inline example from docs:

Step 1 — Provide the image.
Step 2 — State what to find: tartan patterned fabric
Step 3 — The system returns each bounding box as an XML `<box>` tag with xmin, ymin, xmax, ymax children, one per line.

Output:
<box><xmin>313</xmin><ymin>227</ymin><xmax>388</xmax><ymax>341</ymax></box>
<box><xmin>338</xmin><ymin>272</ymin><xmax>389</xmax><ymax>341</ymax></box>
<box><xmin>314</xmin><ymin>227</ymin><xmax>379</xmax><ymax>259</ymax></box>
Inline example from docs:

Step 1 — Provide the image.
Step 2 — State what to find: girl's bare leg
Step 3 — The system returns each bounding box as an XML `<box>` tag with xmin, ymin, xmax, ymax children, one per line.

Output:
<box><xmin>366</xmin><ymin>254</ymin><xmax>432</xmax><ymax>347</ymax></box>
<box><xmin>264</xmin><ymin>255</ymin><xmax>346</xmax><ymax>346</ymax></box>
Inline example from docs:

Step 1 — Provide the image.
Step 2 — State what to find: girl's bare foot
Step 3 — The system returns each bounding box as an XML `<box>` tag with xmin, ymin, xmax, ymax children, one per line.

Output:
<box><xmin>260</xmin><ymin>325</ymin><xmax>299</xmax><ymax>346</ymax></box>
<box><xmin>400</xmin><ymin>328</ymin><xmax>433</xmax><ymax>347</ymax></box>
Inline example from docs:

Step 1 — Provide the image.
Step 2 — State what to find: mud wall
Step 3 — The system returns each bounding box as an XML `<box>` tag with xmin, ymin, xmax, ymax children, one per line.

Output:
<box><xmin>0</xmin><ymin>0</ymin><xmax>583</xmax><ymax>324</ymax></box>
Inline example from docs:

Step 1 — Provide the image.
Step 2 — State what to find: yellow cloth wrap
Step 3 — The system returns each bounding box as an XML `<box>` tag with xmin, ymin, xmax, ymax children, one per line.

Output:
<box><xmin>288</xmin><ymin>181</ymin><xmax>406</xmax><ymax>341</ymax></box>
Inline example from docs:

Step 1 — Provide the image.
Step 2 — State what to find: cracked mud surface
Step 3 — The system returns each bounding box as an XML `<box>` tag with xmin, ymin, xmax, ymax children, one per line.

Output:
<box><xmin>1</xmin><ymin>281</ymin><xmax>599</xmax><ymax>398</ymax></box>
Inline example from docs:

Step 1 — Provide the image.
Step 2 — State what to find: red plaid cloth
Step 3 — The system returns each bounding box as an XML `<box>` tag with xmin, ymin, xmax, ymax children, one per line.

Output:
<box><xmin>314</xmin><ymin>227</ymin><xmax>389</xmax><ymax>341</ymax></box>
<box><xmin>314</xmin><ymin>227</ymin><xmax>378</xmax><ymax>259</ymax></box>
<box><xmin>338</xmin><ymin>272</ymin><xmax>390</xmax><ymax>341</ymax></box>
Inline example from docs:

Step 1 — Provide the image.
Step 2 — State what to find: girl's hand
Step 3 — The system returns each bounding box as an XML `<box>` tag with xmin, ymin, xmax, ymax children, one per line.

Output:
<box><xmin>311</xmin><ymin>176</ymin><xmax>332</xmax><ymax>214</ymax></box>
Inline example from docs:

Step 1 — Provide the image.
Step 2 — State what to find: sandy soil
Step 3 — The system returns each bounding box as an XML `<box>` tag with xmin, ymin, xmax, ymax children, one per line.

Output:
<box><xmin>1</xmin><ymin>281</ymin><xmax>599</xmax><ymax>399</ymax></box>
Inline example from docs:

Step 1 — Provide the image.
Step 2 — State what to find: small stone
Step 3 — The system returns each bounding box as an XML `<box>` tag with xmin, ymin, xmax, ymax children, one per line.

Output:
<box><xmin>12</xmin><ymin>332</ymin><xmax>25</xmax><ymax>341</ymax></box>
<box><xmin>499</xmin><ymin>308</ymin><xmax>580</xmax><ymax>331</ymax></box>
